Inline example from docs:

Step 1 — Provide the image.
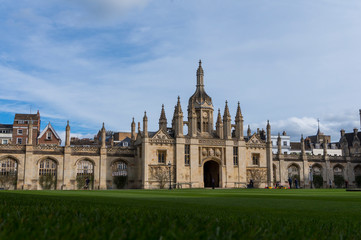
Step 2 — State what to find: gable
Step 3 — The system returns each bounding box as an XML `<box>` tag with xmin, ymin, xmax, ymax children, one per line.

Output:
<box><xmin>152</xmin><ymin>129</ymin><xmax>172</xmax><ymax>140</ymax></box>
<box><xmin>38</xmin><ymin>123</ymin><xmax>61</xmax><ymax>140</ymax></box>
<box><xmin>247</xmin><ymin>134</ymin><xmax>263</xmax><ymax>144</ymax></box>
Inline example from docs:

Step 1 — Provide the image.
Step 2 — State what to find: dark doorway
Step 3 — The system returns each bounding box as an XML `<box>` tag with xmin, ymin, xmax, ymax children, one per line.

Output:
<box><xmin>203</xmin><ymin>160</ymin><xmax>220</xmax><ymax>188</ymax></box>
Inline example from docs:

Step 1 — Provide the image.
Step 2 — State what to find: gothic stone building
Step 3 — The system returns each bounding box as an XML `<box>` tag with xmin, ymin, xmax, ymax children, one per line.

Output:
<box><xmin>1</xmin><ymin>62</ymin><xmax>361</xmax><ymax>190</ymax></box>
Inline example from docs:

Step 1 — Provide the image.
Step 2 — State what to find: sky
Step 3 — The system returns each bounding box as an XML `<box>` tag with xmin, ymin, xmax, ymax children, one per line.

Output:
<box><xmin>0</xmin><ymin>0</ymin><xmax>360</xmax><ymax>143</ymax></box>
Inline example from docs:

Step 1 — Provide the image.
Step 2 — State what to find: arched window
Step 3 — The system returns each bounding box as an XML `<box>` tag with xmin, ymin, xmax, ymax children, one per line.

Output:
<box><xmin>333</xmin><ymin>166</ymin><xmax>343</xmax><ymax>176</ymax></box>
<box><xmin>333</xmin><ymin>165</ymin><xmax>344</xmax><ymax>188</ymax></box>
<box><xmin>76</xmin><ymin>160</ymin><xmax>94</xmax><ymax>190</ymax></box>
<box><xmin>354</xmin><ymin>166</ymin><xmax>361</xmax><ymax>187</ymax></box>
<box><xmin>354</xmin><ymin>165</ymin><xmax>361</xmax><ymax>176</ymax></box>
<box><xmin>38</xmin><ymin>158</ymin><xmax>57</xmax><ymax>190</ymax></box>
<box><xmin>39</xmin><ymin>159</ymin><xmax>57</xmax><ymax>176</ymax></box>
<box><xmin>288</xmin><ymin>164</ymin><xmax>300</xmax><ymax>178</ymax></box>
<box><xmin>0</xmin><ymin>157</ymin><xmax>18</xmax><ymax>190</ymax></box>
<box><xmin>112</xmin><ymin>161</ymin><xmax>128</xmax><ymax>176</ymax></box>
<box><xmin>112</xmin><ymin>161</ymin><xmax>128</xmax><ymax>189</ymax></box>
<box><xmin>0</xmin><ymin>158</ymin><xmax>17</xmax><ymax>176</ymax></box>
<box><xmin>77</xmin><ymin>160</ymin><xmax>94</xmax><ymax>175</ymax></box>
<box><xmin>312</xmin><ymin>165</ymin><xmax>322</xmax><ymax>175</ymax></box>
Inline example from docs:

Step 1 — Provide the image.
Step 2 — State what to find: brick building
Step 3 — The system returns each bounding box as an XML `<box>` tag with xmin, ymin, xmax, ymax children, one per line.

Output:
<box><xmin>12</xmin><ymin>111</ymin><xmax>40</xmax><ymax>145</ymax></box>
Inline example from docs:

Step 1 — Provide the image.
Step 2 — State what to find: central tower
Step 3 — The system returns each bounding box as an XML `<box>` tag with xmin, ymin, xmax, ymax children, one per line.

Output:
<box><xmin>188</xmin><ymin>60</ymin><xmax>214</xmax><ymax>135</ymax></box>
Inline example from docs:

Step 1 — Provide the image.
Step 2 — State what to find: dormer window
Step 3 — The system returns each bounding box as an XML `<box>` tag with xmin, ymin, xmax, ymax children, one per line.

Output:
<box><xmin>46</xmin><ymin>132</ymin><xmax>52</xmax><ymax>140</ymax></box>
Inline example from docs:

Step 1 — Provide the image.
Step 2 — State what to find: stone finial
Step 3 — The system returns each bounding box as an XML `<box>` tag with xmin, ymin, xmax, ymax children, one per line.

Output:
<box><xmin>235</xmin><ymin>101</ymin><xmax>242</xmax><ymax>120</ymax></box>
<box><xmin>223</xmin><ymin>101</ymin><xmax>231</xmax><ymax>119</ymax></box>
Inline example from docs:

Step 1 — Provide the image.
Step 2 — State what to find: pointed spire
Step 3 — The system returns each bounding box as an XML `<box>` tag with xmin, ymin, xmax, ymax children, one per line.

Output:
<box><xmin>27</xmin><ymin>118</ymin><xmax>33</xmax><ymax>145</ymax></box>
<box><xmin>159</xmin><ymin>105</ymin><xmax>167</xmax><ymax>131</ymax></box>
<box><xmin>143</xmin><ymin>111</ymin><xmax>148</xmax><ymax>137</ymax></box>
<box><xmin>223</xmin><ymin>100</ymin><xmax>231</xmax><ymax>119</ymax></box>
<box><xmin>216</xmin><ymin>108</ymin><xmax>222</xmax><ymax>124</ymax></box>
<box><xmin>131</xmin><ymin>117</ymin><xmax>136</xmax><ymax>141</ymax></box>
<box><xmin>176</xmin><ymin>96</ymin><xmax>183</xmax><ymax>114</ymax></box>
<box><xmin>65</xmin><ymin>120</ymin><xmax>71</xmax><ymax>146</ymax></box>
<box><xmin>247</xmin><ymin>125</ymin><xmax>251</xmax><ymax>137</ymax></box>
<box><xmin>160</xmin><ymin>104</ymin><xmax>166</xmax><ymax>120</ymax></box>
<box><xmin>101</xmin><ymin>123</ymin><xmax>106</xmax><ymax>148</ymax></box>
<box><xmin>216</xmin><ymin>109</ymin><xmax>224</xmax><ymax>139</ymax></box>
<box><xmin>266</xmin><ymin>120</ymin><xmax>271</xmax><ymax>143</ymax></box>
<box><xmin>317</xmin><ymin>118</ymin><xmax>320</xmax><ymax>135</ymax></box>
<box><xmin>235</xmin><ymin>101</ymin><xmax>242</xmax><ymax>119</ymax></box>
<box><xmin>196</xmin><ymin>59</ymin><xmax>204</xmax><ymax>86</ymax></box>
<box><xmin>277</xmin><ymin>132</ymin><xmax>282</xmax><ymax>155</ymax></box>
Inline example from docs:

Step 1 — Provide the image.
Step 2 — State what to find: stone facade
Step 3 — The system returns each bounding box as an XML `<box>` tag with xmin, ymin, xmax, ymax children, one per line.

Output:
<box><xmin>0</xmin><ymin>61</ymin><xmax>360</xmax><ymax>190</ymax></box>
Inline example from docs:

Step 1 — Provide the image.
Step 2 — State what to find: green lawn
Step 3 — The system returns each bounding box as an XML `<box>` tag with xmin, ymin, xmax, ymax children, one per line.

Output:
<box><xmin>1</xmin><ymin>189</ymin><xmax>361</xmax><ymax>239</ymax></box>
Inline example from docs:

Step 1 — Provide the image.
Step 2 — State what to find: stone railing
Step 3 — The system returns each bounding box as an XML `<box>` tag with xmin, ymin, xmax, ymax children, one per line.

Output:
<box><xmin>107</xmin><ymin>147</ymin><xmax>135</xmax><ymax>155</ymax></box>
<box><xmin>0</xmin><ymin>144</ymin><xmax>26</xmax><ymax>151</ymax></box>
<box><xmin>149</xmin><ymin>139</ymin><xmax>175</xmax><ymax>144</ymax></box>
<box><xmin>71</xmin><ymin>146</ymin><xmax>99</xmax><ymax>154</ymax></box>
<box><xmin>198</xmin><ymin>139</ymin><xmax>225</xmax><ymax>146</ymax></box>
<box><xmin>33</xmin><ymin>145</ymin><xmax>63</xmax><ymax>151</ymax></box>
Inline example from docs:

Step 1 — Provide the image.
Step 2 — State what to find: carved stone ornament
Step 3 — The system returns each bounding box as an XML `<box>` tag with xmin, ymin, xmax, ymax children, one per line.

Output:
<box><xmin>209</xmin><ymin>148</ymin><xmax>214</xmax><ymax>156</ymax></box>
<box><xmin>202</xmin><ymin>149</ymin><xmax>207</xmax><ymax>156</ymax></box>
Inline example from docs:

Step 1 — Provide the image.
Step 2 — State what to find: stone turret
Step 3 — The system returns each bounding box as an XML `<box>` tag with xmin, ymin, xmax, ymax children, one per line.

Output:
<box><xmin>65</xmin><ymin>120</ymin><xmax>70</xmax><ymax>146</ymax></box>
<box><xmin>216</xmin><ymin>109</ymin><xmax>223</xmax><ymax>139</ymax></box>
<box><xmin>188</xmin><ymin>60</ymin><xmax>214</xmax><ymax>134</ymax></box>
<box><xmin>301</xmin><ymin>134</ymin><xmax>305</xmax><ymax>155</ymax></box>
<box><xmin>223</xmin><ymin>101</ymin><xmax>231</xmax><ymax>139</ymax></box>
<box><xmin>235</xmin><ymin>102</ymin><xmax>244</xmax><ymax>140</ymax></box>
<box><xmin>266</xmin><ymin>120</ymin><xmax>273</xmax><ymax>187</ymax></box>
<box><xmin>277</xmin><ymin>133</ymin><xmax>282</xmax><ymax>155</ymax></box>
<box><xmin>101</xmin><ymin>123</ymin><xmax>106</xmax><ymax>148</ymax></box>
<box><xmin>187</xmin><ymin>102</ymin><xmax>197</xmax><ymax>137</ymax></box>
<box><xmin>174</xmin><ymin>96</ymin><xmax>184</xmax><ymax>137</ymax></box>
<box><xmin>131</xmin><ymin>118</ymin><xmax>136</xmax><ymax>141</ymax></box>
<box><xmin>247</xmin><ymin>125</ymin><xmax>251</xmax><ymax>137</ymax></box>
<box><xmin>143</xmin><ymin>111</ymin><xmax>148</xmax><ymax>138</ymax></box>
<box><xmin>266</xmin><ymin>121</ymin><xmax>271</xmax><ymax>144</ymax></box>
<box><xmin>159</xmin><ymin>104</ymin><xmax>167</xmax><ymax>131</ymax></box>
<box><xmin>27</xmin><ymin>119</ymin><xmax>33</xmax><ymax>145</ymax></box>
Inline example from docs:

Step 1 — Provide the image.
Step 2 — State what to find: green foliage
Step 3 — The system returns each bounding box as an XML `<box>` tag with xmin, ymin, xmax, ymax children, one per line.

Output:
<box><xmin>39</xmin><ymin>174</ymin><xmax>56</xmax><ymax>190</ymax></box>
<box><xmin>1</xmin><ymin>189</ymin><xmax>361</xmax><ymax>240</ymax></box>
<box><xmin>313</xmin><ymin>174</ymin><xmax>323</xmax><ymax>188</ymax></box>
<box><xmin>334</xmin><ymin>175</ymin><xmax>344</xmax><ymax>188</ymax></box>
<box><xmin>113</xmin><ymin>176</ymin><xmax>127</xmax><ymax>189</ymax></box>
<box><xmin>0</xmin><ymin>174</ymin><xmax>17</xmax><ymax>190</ymax></box>
<box><xmin>355</xmin><ymin>175</ymin><xmax>361</xmax><ymax>188</ymax></box>
<box><xmin>76</xmin><ymin>174</ymin><xmax>94</xmax><ymax>190</ymax></box>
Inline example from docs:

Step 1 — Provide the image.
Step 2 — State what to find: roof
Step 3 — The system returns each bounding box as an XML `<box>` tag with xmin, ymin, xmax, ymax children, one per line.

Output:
<box><xmin>113</xmin><ymin>132</ymin><xmax>131</xmax><ymax>141</ymax></box>
<box><xmin>342</xmin><ymin>131</ymin><xmax>361</xmax><ymax>147</ymax></box>
<box><xmin>38</xmin><ymin>122</ymin><xmax>61</xmax><ymax>140</ymax></box>
<box><xmin>290</xmin><ymin>142</ymin><xmax>312</xmax><ymax>150</ymax></box>
<box><xmin>0</xmin><ymin>124</ymin><xmax>13</xmax><ymax>129</ymax></box>
<box><xmin>14</xmin><ymin>113</ymin><xmax>39</xmax><ymax>120</ymax></box>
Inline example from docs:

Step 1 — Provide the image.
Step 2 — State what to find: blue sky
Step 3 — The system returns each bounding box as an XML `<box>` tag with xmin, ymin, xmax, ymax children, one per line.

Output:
<box><xmin>0</xmin><ymin>0</ymin><xmax>360</xmax><ymax>143</ymax></box>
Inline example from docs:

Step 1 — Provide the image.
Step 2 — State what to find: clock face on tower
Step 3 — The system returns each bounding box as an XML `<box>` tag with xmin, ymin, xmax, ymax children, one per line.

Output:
<box><xmin>202</xmin><ymin>112</ymin><xmax>208</xmax><ymax>118</ymax></box>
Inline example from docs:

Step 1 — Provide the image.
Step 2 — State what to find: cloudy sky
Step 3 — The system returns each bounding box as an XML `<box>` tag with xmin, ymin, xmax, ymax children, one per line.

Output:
<box><xmin>0</xmin><ymin>0</ymin><xmax>360</xmax><ymax>143</ymax></box>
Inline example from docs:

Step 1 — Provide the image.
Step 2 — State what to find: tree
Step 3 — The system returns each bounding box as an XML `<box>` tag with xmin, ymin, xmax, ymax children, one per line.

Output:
<box><xmin>247</xmin><ymin>168</ymin><xmax>267</xmax><ymax>188</ymax></box>
<box><xmin>0</xmin><ymin>174</ymin><xmax>17</xmax><ymax>190</ymax></box>
<box><xmin>150</xmin><ymin>166</ymin><xmax>174</xmax><ymax>189</ymax></box>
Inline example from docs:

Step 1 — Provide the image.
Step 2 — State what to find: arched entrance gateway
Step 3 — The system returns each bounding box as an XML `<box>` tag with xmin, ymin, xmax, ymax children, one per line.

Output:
<box><xmin>203</xmin><ymin>160</ymin><xmax>220</xmax><ymax>188</ymax></box>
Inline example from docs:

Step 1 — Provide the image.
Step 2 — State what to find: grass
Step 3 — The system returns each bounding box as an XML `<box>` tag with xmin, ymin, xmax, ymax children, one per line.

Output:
<box><xmin>1</xmin><ymin>189</ymin><xmax>361</xmax><ymax>239</ymax></box>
